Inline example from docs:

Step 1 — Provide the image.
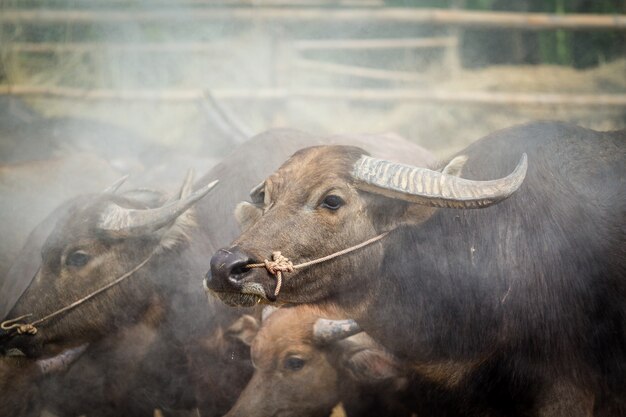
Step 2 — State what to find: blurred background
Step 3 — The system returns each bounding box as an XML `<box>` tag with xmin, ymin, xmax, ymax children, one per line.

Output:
<box><xmin>1</xmin><ymin>0</ymin><xmax>624</xmax><ymax>157</ymax></box>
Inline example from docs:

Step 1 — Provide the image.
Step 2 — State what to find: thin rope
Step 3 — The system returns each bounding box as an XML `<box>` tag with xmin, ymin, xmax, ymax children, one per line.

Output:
<box><xmin>246</xmin><ymin>231</ymin><xmax>389</xmax><ymax>297</ymax></box>
<box><xmin>0</xmin><ymin>249</ymin><xmax>158</xmax><ymax>337</ymax></box>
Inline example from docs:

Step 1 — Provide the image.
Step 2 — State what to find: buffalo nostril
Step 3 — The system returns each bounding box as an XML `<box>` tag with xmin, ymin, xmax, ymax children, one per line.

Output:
<box><xmin>209</xmin><ymin>246</ymin><xmax>256</xmax><ymax>289</ymax></box>
<box><xmin>228</xmin><ymin>260</ymin><xmax>253</xmax><ymax>283</ymax></box>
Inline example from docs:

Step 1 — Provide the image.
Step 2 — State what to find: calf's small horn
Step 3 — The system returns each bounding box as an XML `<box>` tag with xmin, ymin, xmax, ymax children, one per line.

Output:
<box><xmin>313</xmin><ymin>318</ymin><xmax>361</xmax><ymax>344</ymax></box>
<box><xmin>352</xmin><ymin>154</ymin><xmax>527</xmax><ymax>209</ymax></box>
<box><xmin>98</xmin><ymin>180</ymin><xmax>218</xmax><ymax>236</ymax></box>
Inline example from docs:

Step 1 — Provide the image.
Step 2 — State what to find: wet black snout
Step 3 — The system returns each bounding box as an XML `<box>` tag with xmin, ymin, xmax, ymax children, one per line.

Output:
<box><xmin>207</xmin><ymin>247</ymin><xmax>254</xmax><ymax>291</ymax></box>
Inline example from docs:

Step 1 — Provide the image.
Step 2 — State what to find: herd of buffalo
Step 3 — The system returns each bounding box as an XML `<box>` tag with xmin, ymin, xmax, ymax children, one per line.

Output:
<box><xmin>0</xmin><ymin>103</ymin><xmax>624</xmax><ymax>417</ymax></box>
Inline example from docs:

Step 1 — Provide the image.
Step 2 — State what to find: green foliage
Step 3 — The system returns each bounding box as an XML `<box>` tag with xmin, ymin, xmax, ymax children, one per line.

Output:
<box><xmin>390</xmin><ymin>0</ymin><xmax>624</xmax><ymax>68</ymax></box>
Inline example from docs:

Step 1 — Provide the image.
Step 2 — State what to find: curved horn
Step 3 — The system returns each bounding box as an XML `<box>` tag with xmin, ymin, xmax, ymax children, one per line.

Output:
<box><xmin>352</xmin><ymin>154</ymin><xmax>527</xmax><ymax>209</ymax></box>
<box><xmin>177</xmin><ymin>169</ymin><xmax>195</xmax><ymax>200</ymax></box>
<box><xmin>37</xmin><ymin>344</ymin><xmax>88</xmax><ymax>375</ymax></box>
<box><xmin>98</xmin><ymin>180</ymin><xmax>218</xmax><ymax>236</ymax></box>
<box><xmin>313</xmin><ymin>318</ymin><xmax>362</xmax><ymax>345</ymax></box>
<box><xmin>102</xmin><ymin>175</ymin><xmax>129</xmax><ymax>194</ymax></box>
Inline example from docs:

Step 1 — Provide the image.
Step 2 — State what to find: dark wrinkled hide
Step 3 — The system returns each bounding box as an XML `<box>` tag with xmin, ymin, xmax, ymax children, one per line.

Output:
<box><xmin>1</xmin><ymin>129</ymin><xmax>432</xmax><ymax>416</ymax></box>
<box><xmin>208</xmin><ymin>122</ymin><xmax>625</xmax><ymax>416</ymax></box>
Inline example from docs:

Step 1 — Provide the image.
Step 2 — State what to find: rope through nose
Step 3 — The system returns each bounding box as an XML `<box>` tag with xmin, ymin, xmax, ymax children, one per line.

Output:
<box><xmin>246</xmin><ymin>251</ymin><xmax>293</xmax><ymax>297</ymax></box>
<box><xmin>245</xmin><ymin>231</ymin><xmax>389</xmax><ymax>298</ymax></box>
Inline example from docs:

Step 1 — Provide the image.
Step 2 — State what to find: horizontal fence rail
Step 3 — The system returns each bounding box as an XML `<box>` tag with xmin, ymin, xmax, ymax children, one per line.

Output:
<box><xmin>19</xmin><ymin>0</ymin><xmax>385</xmax><ymax>6</ymax></box>
<box><xmin>292</xmin><ymin>58</ymin><xmax>426</xmax><ymax>82</ymax></box>
<box><xmin>2</xmin><ymin>85</ymin><xmax>625</xmax><ymax>106</ymax></box>
<box><xmin>1</xmin><ymin>8</ymin><xmax>625</xmax><ymax>30</ymax></box>
<box><xmin>292</xmin><ymin>37</ymin><xmax>457</xmax><ymax>51</ymax></box>
<box><xmin>5</xmin><ymin>37</ymin><xmax>456</xmax><ymax>54</ymax></box>
<box><xmin>3</xmin><ymin>41</ymin><xmax>234</xmax><ymax>53</ymax></box>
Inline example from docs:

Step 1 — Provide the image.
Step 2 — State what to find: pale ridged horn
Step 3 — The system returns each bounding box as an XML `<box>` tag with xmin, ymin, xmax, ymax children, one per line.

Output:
<box><xmin>313</xmin><ymin>318</ymin><xmax>362</xmax><ymax>344</ymax></box>
<box><xmin>98</xmin><ymin>180</ymin><xmax>218</xmax><ymax>236</ymax></box>
<box><xmin>352</xmin><ymin>154</ymin><xmax>527</xmax><ymax>209</ymax></box>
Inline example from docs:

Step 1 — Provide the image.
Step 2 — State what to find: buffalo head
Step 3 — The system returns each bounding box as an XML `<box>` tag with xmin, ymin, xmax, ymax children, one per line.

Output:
<box><xmin>206</xmin><ymin>145</ymin><xmax>526</xmax><ymax>312</ymax></box>
<box><xmin>1</xmin><ymin>174</ymin><xmax>217</xmax><ymax>357</ymax></box>
<box><xmin>224</xmin><ymin>305</ymin><xmax>403</xmax><ymax>417</ymax></box>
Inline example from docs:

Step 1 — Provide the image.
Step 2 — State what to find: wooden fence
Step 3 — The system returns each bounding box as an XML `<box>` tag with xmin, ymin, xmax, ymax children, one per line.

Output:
<box><xmin>1</xmin><ymin>8</ymin><xmax>625</xmax><ymax>30</ymax></box>
<box><xmin>1</xmin><ymin>6</ymin><xmax>625</xmax><ymax>107</ymax></box>
<box><xmin>2</xmin><ymin>85</ymin><xmax>625</xmax><ymax>107</ymax></box>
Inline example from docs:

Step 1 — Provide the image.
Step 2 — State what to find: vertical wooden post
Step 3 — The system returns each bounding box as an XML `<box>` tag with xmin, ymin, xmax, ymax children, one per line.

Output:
<box><xmin>269</xmin><ymin>26</ymin><xmax>288</xmax><ymax>127</ymax></box>
<box><xmin>444</xmin><ymin>0</ymin><xmax>465</xmax><ymax>76</ymax></box>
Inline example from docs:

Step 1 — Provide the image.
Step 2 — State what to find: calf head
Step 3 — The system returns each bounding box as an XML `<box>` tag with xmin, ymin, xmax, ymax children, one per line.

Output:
<box><xmin>1</xmin><ymin>175</ymin><xmax>216</xmax><ymax>357</ymax></box>
<box><xmin>225</xmin><ymin>305</ymin><xmax>401</xmax><ymax>417</ymax></box>
<box><xmin>206</xmin><ymin>145</ymin><xmax>526</xmax><ymax>313</ymax></box>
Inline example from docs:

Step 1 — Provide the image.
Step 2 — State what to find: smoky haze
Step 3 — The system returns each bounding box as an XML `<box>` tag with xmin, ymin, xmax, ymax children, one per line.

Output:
<box><xmin>0</xmin><ymin>0</ymin><xmax>624</xmax><ymax>416</ymax></box>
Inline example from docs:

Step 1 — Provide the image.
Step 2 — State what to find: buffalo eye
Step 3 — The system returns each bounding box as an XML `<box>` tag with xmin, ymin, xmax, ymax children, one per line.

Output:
<box><xmin>320</xmin><ymin>195</ymin><xmax>344</xmax><ymax>210</ymax></box>
<box><xmin>66</xmin><ymin>250</ymin><xmax>90</xmax><ymax>267</ymax></box>
<box><xmin>284</xmin><ymin>356</ymin><xmax>305</xmax><ymax>371</ymax></box>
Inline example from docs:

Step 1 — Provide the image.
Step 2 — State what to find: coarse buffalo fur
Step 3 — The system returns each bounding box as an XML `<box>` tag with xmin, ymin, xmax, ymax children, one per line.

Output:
<box><xmin>207</xmin><ymin>122</ymin><xmax>625</xmax><ymax>416</ymax></box>
<box><xmin>0</xmin><ymin>128</ymin><xmax>433</xmax><ymax>416</ymax></box>
<box><xmin>225</xmin><ymin>304</ymin><xmax>413</xmax><ymax>417</ymax></box>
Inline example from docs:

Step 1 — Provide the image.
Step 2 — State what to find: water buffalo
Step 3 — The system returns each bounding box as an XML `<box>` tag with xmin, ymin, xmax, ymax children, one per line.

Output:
<box><xmin>207</xmin><ymin>122</ymin><xmax>625</xmax><ymax>416</ymax></box>
<box><xmin>0</xmin><ymin>178</ymin><xmax>254</xmax><ymax>417</ymax></box>
<box><xmin>225</xmin><ymin>304</ymin><xmax>413</xmax><ymax>417</ymax></box>
<box><xmin>1</xmin><ymin>129</ymin><xmax>433</xmax><ymax>416</ymax></box>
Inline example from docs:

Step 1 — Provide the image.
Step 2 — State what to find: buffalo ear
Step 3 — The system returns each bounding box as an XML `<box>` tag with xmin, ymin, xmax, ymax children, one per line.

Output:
<box><xmin>226</xmin><ymin>315</ymin><xmax>260</xmax><ymax>346</ymax></box>
<box><xmin>344</xmin><ymin>348</ymin><xmax>400</xmax><ymax>382</ymax></box>
<box><xmin>235</xmin><ymin>202</ymin><xmax>263</xmax><ymax>231</ymax></box>
<box><xmin>363</xmin><ymin>192</ymin><xmax>436</xmax><ymax>231</ymax></box>
<box><xmin>338</xmin><ymin>336</ymin><xmax>400</xmax><ymax>383</ymax></box>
